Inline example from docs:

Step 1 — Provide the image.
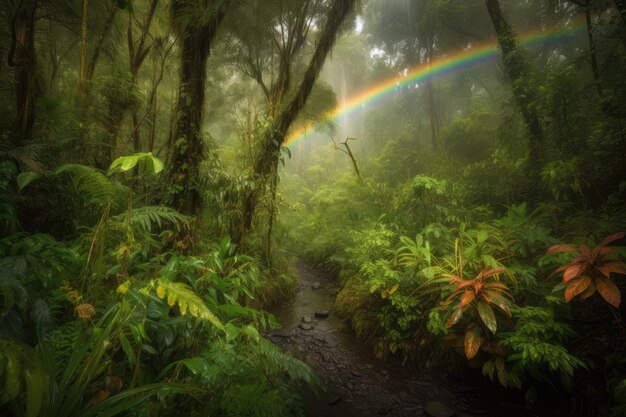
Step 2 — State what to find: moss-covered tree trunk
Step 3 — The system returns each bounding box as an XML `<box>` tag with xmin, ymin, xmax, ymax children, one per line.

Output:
<box><xmin>239</xmin><ymin>0</ymin><xmax>355</xmax><ymax>244</ymax></box>
<box><xmin>166</xmin><ymin>0</ymin><xmax>231</xmax><ymax>216</ymax></box>
<box><xmin>9</xmin><ymin>0</ymin><xmax>40</xmax><ymax>143</ymax></box>
<box><xmin>485</xmin><ymin>0</ymin><xmax>544</xmax><ymax>194</ymax></box>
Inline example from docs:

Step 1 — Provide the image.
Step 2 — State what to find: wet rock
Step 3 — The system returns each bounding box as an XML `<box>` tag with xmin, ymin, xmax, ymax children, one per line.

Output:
<box><xmin>424</xmin><ymin>401</ymin><xmax>456</xmax><ymax>417</ymax></box>
<box><xmin>314</xmin><ymin>310</ymin><xmax>330</xmax><ymax>318</ymax></box>
<box><xmin>268</xmin><ymin>331</ymin><xmax>290</xmax><ymax>339</ymax></box>
<box><xmin>311</xmin><ymin>282</ymin><xmax>321</xmax><ymax>290</ymax></box>
<box><xmin>299</xmin><ymin>323</ymin><xmax>314</xmax><ymax>330</ymax></box>
<box><xmin>377</xmin><ymin>405</ymin><xmax>393</xmax><ymax>415</ymax></box>
<box><xmin>327</xmin><ymin>395</ymin><xmax>342</xmax><ymax>405</ymax></box>
<box><xmin>314</xmin><ymin>334</ymin><xmax>327</xmax><ymax>343</ymax></box>
<box><xmin>301</xmin><ymin>316</ymin><xmax>312</xmax><ymax>323</ymax></box>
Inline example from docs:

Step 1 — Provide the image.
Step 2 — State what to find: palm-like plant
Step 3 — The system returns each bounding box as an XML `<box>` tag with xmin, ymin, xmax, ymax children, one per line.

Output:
<box><xmin>548</xmin><ymin>232</ymin><xmax>625</xmax><ymax>308</ymax></box>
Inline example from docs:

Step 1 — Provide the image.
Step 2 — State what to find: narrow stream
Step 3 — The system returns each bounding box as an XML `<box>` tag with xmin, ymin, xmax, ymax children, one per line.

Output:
<box><xmin>268</xmin><ymin>261</ymin><xmax>538</xmax><ymax>417</ymax></box>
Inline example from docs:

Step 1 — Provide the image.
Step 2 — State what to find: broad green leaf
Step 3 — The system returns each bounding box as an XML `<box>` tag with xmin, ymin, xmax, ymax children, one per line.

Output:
<box><xmin>24</xmin><ymin>368</ymin><xmax>45</xmax><ymax>417</ymax></box>
<box><xmin>108</xmin><ymin>152</ymin><xmax>164</xmax><ymax>176</ymax></box>
<box><xmin>477</xmin><ymin>301</ymin><xmax>497</xmax><ymax>334</ymax></box>
<box><xmin>5</xmin><ymin>354</ymin><xmax>20</xmax><ymax>398</ymax></box>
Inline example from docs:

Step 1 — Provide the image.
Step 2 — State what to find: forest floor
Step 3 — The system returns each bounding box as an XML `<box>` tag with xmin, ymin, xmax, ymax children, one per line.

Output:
<box><xmin>267</xmin><ymin>261</ymin><xmax>545</xmax><ymax>417</ymax></box>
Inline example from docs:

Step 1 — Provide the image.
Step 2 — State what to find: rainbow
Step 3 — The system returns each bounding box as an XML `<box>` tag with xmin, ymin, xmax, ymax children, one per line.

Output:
<box><xmin>285</xmin><ymin>19</ymin><xmax>587</xmax><ymax>146</ymax></box>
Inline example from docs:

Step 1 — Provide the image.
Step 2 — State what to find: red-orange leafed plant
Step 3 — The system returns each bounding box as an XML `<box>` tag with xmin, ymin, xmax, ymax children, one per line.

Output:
<box><xmin>548</xmin><ymin>232</ymin><xmax>626</xmax><ymax>308</ymax></box>
<box><xmin>443</xmin><ymin>268</ymin><xmax>514</xmax><ymax>359</ymax></box>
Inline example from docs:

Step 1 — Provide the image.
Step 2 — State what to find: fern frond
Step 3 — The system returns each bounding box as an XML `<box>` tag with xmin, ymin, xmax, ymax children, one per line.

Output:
<box><xmin>112</xmin><ymin>206</ymin><xmax>190</xmax><ymax>232</ymax></box>
<box><xmin>54</xmin><ymin>164</ymin><xmax>126</xmax><ymax>209</ymax></box>
<box><xmin>2</xmin><ymin>143</ymin><xmax>46</xmax><ymax>173</ymax></box>
<box><xmin>155</xmin><ymin>279</ymin><xmax>223</xmax><ymax>330</ymax></box>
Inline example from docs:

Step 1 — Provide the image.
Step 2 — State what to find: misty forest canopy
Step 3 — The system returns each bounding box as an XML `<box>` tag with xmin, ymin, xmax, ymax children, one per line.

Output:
<box><xmin>1</xmin><ymin>0</ymin><xmax>626</xmax><ymax>416</ymax></box>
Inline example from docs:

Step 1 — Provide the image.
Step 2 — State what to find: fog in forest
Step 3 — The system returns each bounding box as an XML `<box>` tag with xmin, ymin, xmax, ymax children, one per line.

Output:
<box><xmin>1</xmin><ymin>1</ymin><xmax>626</xmax><ymax>416</ymax></box>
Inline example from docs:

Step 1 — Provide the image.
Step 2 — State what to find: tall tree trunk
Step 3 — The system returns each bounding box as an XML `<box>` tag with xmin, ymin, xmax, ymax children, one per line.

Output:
<box><xmin>77</xmin><ymin>0</ymin><xmax>88</xmax><ymax>103</ymax></box>
<box><xmin>584</xmin><ymin>3</ymin><xmax>602</xmax><ymax>96</ymax></box>
<box><xmin>613</xmin><ymin>0</ymin><xmax>626</xmax><ymax>49</ymax></box>
<box><xmin>615</xmin><ymin>0</ymin><xmax>626</xmax><ymax>15</ymax></box>
<box><xmin>485</xmin><ymin>0</ymin><xmax>544</xmax><ymax>193</ymax></box>
<box><xmin>127</xmin><ymin>0</ymin><xmax>159</xmax><ymax>153</ymax></box>
<box><xmin>77</xmin><ymin>0</ymin><xmax>119</xmax><ymax>167</ymax></box>
<box><xmin>85</xmin><ymin>3</ymin><xmax>118</xmax><ymax>84</ymax></box>
<box><xmin>147</xmin><ymin>45</ymin><xmax>171</xmax><ymax>152</ymax></box>
<box><xmin>426</xmin><ymin>41</ymin><xmax>439</xmax><ymax>151</ymax></box>
<box><xmin>239</xmin><ymin>0</ymin><xmax>355</xmax><ymax>244</ymax></box>
<box><xmin>78</xmin><ymin>1</ymin><xmax>118</xmax><ymax>104</ymax></box>
<box><xmin>166</xmin><ymin>0</ymin><xmax>231</xmax><ymax>216</ymax></box>
<box><xmin>9</xmin><ymin>0</ymin><xmax>40</xmax><ymax>143</ymax></box>
<box><xmin>427</xmin><ymin>82</ymin><xmax>439</xmax><ymax>151</ymax></box>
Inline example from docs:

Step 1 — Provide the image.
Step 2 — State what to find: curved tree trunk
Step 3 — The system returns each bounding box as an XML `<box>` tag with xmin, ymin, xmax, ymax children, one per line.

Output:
<box><xmin>239</xmin><ymin>0</ymin><xmax>356</xmax><ymax>244</ymax></box>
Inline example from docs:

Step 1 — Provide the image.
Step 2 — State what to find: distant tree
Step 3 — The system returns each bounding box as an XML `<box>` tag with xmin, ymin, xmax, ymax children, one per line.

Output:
<box><xmin>127</xmin><ymin>0</ymin><xmax>160</xmax><ymax>153</ymax></box>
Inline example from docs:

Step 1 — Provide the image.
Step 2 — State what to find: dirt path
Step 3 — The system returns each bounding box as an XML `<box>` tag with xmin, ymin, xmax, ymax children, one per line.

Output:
<box><xmin>268</xmin><ymin>261</ymin><xmax>538</xmax><ymax>417</ymax></box>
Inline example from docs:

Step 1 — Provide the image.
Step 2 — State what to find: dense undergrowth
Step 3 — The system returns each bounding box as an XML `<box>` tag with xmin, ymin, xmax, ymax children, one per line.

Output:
<box><xmin>0</xmin><ymin>153</ymin><xmax>315</xmax><ymax>417</ymax></box>
<box><xmin>278</xmin><ymin>52</ymin><xmax>626</xmax><ymax>416</ymax></box>
<box><xmin>2</xmin><ymin>0</ymin><xmax>626</xmax><ymax>416</ymax></box>
<box><xmin>281</xmin><ymin>159</ymin><xmax>626</xmax><ymax>415</ymax></box>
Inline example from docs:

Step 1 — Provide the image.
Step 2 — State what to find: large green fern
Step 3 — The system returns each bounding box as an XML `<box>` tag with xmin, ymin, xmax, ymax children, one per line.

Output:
<box><xmin>111</xmin><ymin>206</ymin><xmax>190</xmax><ymax>232</ymax></box>
<box><xmin>54</xmin><ymin>164</ymin><xmax>127</xmax><ymax>210</ymax></box>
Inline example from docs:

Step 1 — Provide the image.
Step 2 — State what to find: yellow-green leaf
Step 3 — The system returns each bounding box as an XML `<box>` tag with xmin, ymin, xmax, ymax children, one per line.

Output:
<box><xmin>4</xmin><ymin>355</ymin><xmax>20</xmax><ymax>398</ymax></box>
<box><xmin>156</xmin><ymin>284</ymin><xmax>165</xmax><ymax>299</ymax></box>
<box><xmin>179</xmin><ymin>299</ymin><xmax>188</xmax><ymax>315</ymax></box>
<box><xmin>117</xmin><ymin>280</ymin><xmax>131</xmax><ymax>295</ymax></box>
<box><xmin>167</xmin><ymin>292</ymin><xmax>176</xmax><ymax>307</ymax></box>
<box><xmin>389</xmin><ymin>284</ymin><xmax>399</xmax><ymax>295</ymax></box>
<box><xmin>155</xmin><ymin>279</ymin><xmax>224</xmax><ymax>330</ymax></box>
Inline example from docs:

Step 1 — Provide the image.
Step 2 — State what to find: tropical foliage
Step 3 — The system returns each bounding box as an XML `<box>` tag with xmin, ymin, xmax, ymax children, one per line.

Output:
<box><xmin>2</xmin><ymin>0</ymin><xmax>626</xmax><ymax>416</ymax></box>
